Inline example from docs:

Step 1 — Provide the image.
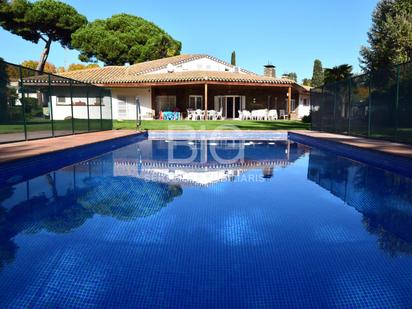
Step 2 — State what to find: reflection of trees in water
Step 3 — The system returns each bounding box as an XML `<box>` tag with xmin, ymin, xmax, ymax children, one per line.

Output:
<box><xmin>363</xmin><ymin>216</ymin><xmax>412</xmax><ymax>257</ymax></box>
<box><xmin>0</xmin><ymin>174</ymin><xmax>182</xmax><ymax>271</ymax></box>
<box><xmin>308</xmin><ymin>150</ymin><xmax>412</xmax><ymax>256</ymax></box>
<box><xmin>79</xmin><ymin>176</ymin><xmax>182</xmax><ymax>220</ymax></box>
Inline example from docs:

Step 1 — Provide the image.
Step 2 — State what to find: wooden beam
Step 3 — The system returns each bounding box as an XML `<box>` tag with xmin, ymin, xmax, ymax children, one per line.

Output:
<box><xmin>102</xmin><ymin>82</ymin><xmax>294</xmax><ymax>88</ymax></box>
<box><xmin>287</xmin><ymin>86</ymin><xmax>292</xmax><ymax>119</ymax></box>
<box><xmin>204</xmin><ymin>83</ymin><xmax>208</xmax><ymax>120</ymax></box>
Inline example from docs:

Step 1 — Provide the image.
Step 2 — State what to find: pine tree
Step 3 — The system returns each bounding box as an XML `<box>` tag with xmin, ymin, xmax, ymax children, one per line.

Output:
<box><xmin>231</xmin><ymin>51</ymin><xmax>236</xmax><ymax>66</ymax></box>
<box><xmin>360</xmin><ymin>0</ymin><xmax>412</xmax><ymax>71</ymax></box>
<box><xmin>311</xmin><ymin>59</ymin><xmax>324</xmax><ymax>88</ymax></box>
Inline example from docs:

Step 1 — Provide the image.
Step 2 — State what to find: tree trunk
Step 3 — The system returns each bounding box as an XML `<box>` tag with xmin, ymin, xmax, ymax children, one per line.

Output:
<box><xmin>36</xmin><ymin>37</ymin><xmax>52</xmax><ymax>73</ymax></box>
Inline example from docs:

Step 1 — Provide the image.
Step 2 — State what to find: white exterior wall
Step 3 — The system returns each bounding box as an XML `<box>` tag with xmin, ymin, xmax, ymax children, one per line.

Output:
<box><xmin>50</xmin><ymin>87</ymin><xmax>153</xmax><ymax>121</ymax></box>
<box><xmin>50</xmin><ymin>88</ymin><xmax>109</xmax><ymax>120</ymax></box>
<box><xmin>111</xmin><ymin>88</ymin><xmax>152</xmax><ymax>120</ymax></box>
<box><xmin>297</xmin><ymin>94</ymin><xmax>310</xmax><ymax>118</ymax></box>
<box><xmin>148</xmin><ymin>57</ymin><xmax>240</xmax><ymax>74</ymax></box>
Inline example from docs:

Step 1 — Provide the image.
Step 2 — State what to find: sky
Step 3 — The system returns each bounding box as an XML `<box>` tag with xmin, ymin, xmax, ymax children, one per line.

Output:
<box><xmin>0</xmin><ymin>0</ymin><xmax>378</xmax><ymax>82</ymax></box>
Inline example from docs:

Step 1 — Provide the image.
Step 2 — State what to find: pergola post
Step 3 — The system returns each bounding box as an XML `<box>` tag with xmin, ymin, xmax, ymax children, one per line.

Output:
<box><xmin>287</xmin><ymin>86</ymin><xmax>292</xmax><ymax>119</ymax></box>
<box><xmin>204</xmin><ymin>82</ymin><xmax>208</xmax><ymax>120</ymax></box>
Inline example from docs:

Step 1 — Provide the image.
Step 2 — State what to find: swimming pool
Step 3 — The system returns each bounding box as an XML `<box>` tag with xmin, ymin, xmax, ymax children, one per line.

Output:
<box><xmin>0</xmin><ymin>134</ymin><xmax>412</xmax><ymax>308</ymax></box>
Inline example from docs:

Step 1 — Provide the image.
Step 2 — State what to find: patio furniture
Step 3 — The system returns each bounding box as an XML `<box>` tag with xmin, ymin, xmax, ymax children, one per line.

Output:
<box><xmin>208</xmin><ymin>110</ymin><xmax>217</xmax><ymax>120</ymax></box>
<box><xmin>194</xmin><ymin>109</ymin><xmax>205</xmax><ymax>120</ymax></box>
<box><xmin>238</xmin><ymin>110</ymin><xmax>244</xmax><ymax>120</ymax></box>
<box><xmin>251</xmin><ymin>109</ymin><xmax>268</xmax><ymax>120</ymax></box>
<box><xmin>187</xmin><ymin>109</ymin><xmax>195</xmax><ymax>120</ymax></box>
<box><xmin>161</xmin><ymin>111</ymin><xmax>181</xmax><ymax>120</ymax></box>
<box><xmin>216</xmin><ymin>107</ymin><xmax>223</xmax><ymax>120</ymax></box>
<box><xmin>242</xmin><ymin>110</ymin><xmax>251</xmax><ymax>120</ymax></box>
<box><xmin>279</xmin><ymin>109</ymin><xmax>288</xmax><ymax>120</ymax></box>
<box><xmin>268</xmin><ymin>109</ymin><xmax>278</xmax><ymax>120</ymax></box>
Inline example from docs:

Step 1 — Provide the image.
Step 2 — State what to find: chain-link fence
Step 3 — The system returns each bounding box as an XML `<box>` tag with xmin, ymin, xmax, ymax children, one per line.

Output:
<box><xmin>310</xmin><ymin>61</ymin><xmax>412</xmax><ymax>144</ymax></box>
<box><xmin>0</xmin><ymin>60</ymin><xmax>112</xmax><ymax>144</ymax></box>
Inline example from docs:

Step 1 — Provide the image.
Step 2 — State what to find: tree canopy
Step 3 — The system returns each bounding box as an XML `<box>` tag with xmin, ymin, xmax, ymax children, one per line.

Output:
<box><xmin>302</xmin><ymin>78</ymin><xmax>312</xmax><ymax>86</ymax></box>
<box><xmin>311</xmin><ymin>59</ymin><xmax>324</xmax><ymax>87</ymax></box>
<box><xmin>21</xmin><ymin>60</ymin><xmax>57</xmax><ymax>73</ymax></box>
<box><xmin>360</xmin><ymin>0</ymin><xmax>412</xmax><ymax>71</ymax></box>
<box><xmin>324</xmin><ymin>64</ymin><xmax>353</xmax><ymax>84</ymax></box>
<box><xmin>71</xmin><ymin>14</ymin><xmax>182</xmax><ymax>65</ymax></box>
<box><xmin>282</xmin><ymin>72</ymin><xmax>297</xmax><ymax>82</ymax></box>
<box><xmin>66</xmin><ymin>63</ymin><xmax>100</xmax><ymax>71</ymax></box>
<box><xmin>0</xmin><ymin>0</ymin><xmax>87</xmax><ymax>72</ymax></box>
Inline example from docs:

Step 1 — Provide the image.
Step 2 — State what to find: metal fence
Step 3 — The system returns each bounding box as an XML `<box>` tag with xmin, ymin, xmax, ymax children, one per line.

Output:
<box><xmin>310</xmin><ymin>61</ymin><xmax>412</xmax><ymax>144</ymax></box>
<box><xmin>0</xmin><ymin>60</ymin><xmax>112</xmax><ymax>144</ymax></box>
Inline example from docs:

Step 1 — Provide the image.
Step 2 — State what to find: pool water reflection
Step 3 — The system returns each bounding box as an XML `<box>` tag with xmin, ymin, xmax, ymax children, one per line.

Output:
<box><xmin>0</xmin><ymin>139</ymin><xmax>412</xmax><ymax>308</ymax></box>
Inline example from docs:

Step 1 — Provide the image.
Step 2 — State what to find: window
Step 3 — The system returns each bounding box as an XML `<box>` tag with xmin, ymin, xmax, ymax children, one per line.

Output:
<box><xmin>303</xmin><ymin>98</ymin><xmax>309</xmax><ymax>106</ymax></box>
<box><xmin>89</xmin><ymin>97</ymin><xmax>102</xmax><ymax>106</ymax></box>
<box><xmin>118</xmin><ymin>96</ymin><xmax>127</xmax><ymax>119</ymax></box>
<box><xmin>156</xmin><ymin>96</ymin><xmax>176</xmax><ymax>112</ymax></box>
<box><xmin>285</xmin><ymin>98</ymin><xmax>296</xmax><ymax>111</ymax></box>
<box><xmin>57</xmin><ymin>96</ymin><xmax>67</xmax><ymax>104</ymax></box>
<box><xmin>188</xmin><ymin>95</ymin><xmax>203</xmax><ymax>110</ymax></box>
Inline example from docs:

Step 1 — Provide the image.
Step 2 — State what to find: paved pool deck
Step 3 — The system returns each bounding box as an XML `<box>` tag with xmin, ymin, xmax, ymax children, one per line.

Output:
<box><xmin>0</xmin><ymin>130</ymin><xmax>140</xmax><ymax>164</ymax></box>
<box><xmin>289</xmin><ymin>130</ymin><xmax>412</xmax><ymax>159</ymax></box>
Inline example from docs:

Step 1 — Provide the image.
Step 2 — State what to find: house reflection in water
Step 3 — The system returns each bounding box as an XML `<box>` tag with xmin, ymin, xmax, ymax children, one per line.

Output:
<box><xmin>0</xmin><ymin>159</ymin><xmax>183</xmax><ymax>271</ymax></box>
<box><xmin>307</xmin><ymin>149</ymin><xmax>412</xmax><ymax>256</ymax></box>
<box><xmin>110</xmin><ymin>139</ymin><xmax>308</xmax><ymax>187</ymax></box>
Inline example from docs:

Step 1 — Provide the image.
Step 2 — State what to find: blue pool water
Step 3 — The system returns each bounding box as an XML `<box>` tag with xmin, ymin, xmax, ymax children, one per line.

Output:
<box><xmin>0</xmin><ymin>136</ymin><xmax>412</xmax><ymax>308</ymax></box>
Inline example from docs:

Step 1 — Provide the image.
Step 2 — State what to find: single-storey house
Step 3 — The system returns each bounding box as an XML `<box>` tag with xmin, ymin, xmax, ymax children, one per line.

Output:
<box><xmin>27</xmin><ymin>54</ymin><xmax>311</xmax><ymax>121</ymax></box>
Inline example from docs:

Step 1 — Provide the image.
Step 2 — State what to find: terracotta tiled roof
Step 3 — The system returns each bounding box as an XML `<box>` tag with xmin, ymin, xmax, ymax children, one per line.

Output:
<box><xmin>127</xmin><ymin>54</ymin><xmax>255</xmax><ymax>75</ymax></box>
<box><xmin>57</xmin><ymin>54</ymin><xmax>255</xmax><ymax>82</ymax></box>
<box><xmin>26</xmin><ymin>54</ymin><xmax>299</xmax><ymax>87</ymax></box>
<box><xmin>121</xmin><ymin>71</ymin><xmax>295</xmax><ymax>85</ymax></box>
<box><xmin>54</xmin><ymin>69</ymin><xmax>294</xmax><ymax>86</ymax></box>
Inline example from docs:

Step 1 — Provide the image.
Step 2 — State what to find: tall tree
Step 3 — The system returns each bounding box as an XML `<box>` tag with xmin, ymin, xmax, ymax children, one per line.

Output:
<box><xmin>282</xmin><ymin>72</ymin><xmax>297</xmax><ymax>82</ymax></box>
<box><xmin>72</xmin><ymin>14</ymin><xmax>181</xmax><ymax>65</ymax></box>
<box><xmin>311</xmin><ymin>59</ymin><xmax>324</xmax><ymax>87</ymax></box>
<box><xmin>0</xmin><ymin>0</ymin><xmax>87</xmax><ymax>72</ymax></box>
<box><xmin>324</xmin><ymin>64</ymin><xmax>353</xmax><ymax>84</ymax></box>
<box><xmin>231</xmin><ymin>51</ymin><xmax>236</xmax><ymax>66</ymax></box>
<box><xmin>302</xmin><ymin>78</ymin><xmax>312</xmax><ymax>86</ymax></box>
<box><xmin>360</xmin><ymin>0</ymin><xmax>412</xmax><ymax>71</ymax></box>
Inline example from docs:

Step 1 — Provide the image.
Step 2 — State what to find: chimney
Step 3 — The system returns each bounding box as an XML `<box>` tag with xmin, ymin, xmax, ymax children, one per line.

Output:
<box><xmin>264</xmin><ymin>64</ymin><xmax>276</xmax><ymax>78</ymax></box>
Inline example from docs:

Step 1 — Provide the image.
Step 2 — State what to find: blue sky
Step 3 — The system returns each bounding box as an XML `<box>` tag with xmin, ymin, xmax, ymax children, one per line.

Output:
<box><xmin>0</xmin><ymin>0</ymin><xmax>378</xmax><ymax>82</ymax></box>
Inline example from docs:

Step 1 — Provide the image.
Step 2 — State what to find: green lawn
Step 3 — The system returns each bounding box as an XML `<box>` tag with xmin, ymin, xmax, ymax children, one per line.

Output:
<box><xmin>114</xmin><ymin>120</ymin><xmax>310</xmax><ymax>131</ymax></box>
<box><xmin>0</xmin><ymin>119</ymin><xmax>111</xmax><ymax>134</ymax></box>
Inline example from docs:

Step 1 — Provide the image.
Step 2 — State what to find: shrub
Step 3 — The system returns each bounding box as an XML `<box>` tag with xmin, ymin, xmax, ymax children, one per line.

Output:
<box><xmin>301</xmin><ymin>114</ymin><xmax>311</xmax><ymax>123</ymax></box>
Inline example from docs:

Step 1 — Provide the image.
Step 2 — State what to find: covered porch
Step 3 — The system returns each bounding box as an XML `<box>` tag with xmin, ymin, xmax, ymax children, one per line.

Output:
<box><xmin>151</xmin><ymin>82</ymin><xmax>305</xmax><ymax>120</ymax></box>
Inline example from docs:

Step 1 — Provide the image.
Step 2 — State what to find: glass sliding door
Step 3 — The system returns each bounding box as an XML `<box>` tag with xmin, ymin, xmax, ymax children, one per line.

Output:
<box><xmin>224</xmin><ymin>96</ymin><xmax>242</xmax><ymax>119</ymax></box>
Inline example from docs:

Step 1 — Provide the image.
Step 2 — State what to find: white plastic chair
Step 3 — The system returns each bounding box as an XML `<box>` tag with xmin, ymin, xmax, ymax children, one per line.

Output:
<box><xmin>238</xmin><ymin>110</ymin><xmax>244</xmax><ymax>120</ymax></box>
<box><xmin>279</xmin><ymin>109</ymin><xmax>288</xmax><ymax>120</ymax></box>
<box><xmin>208</xmin><ymin>110</ymin><xmax>217</xmax><ymax>120</ymax></box>
<box><xmin>194</xmin><ymin>109</ymin><xmax>204</xmax><ymax>120</ymax></box>
<box><xmin>216</xmin><ymin>107</ymin><xmax>223</xmax><ymax>120</ymax></box>
<box><xmin>242</xmin><ymin>110</ymin><xmax>251</xmax><ymax>120</ymax></box>
<box><xmin>268</xmin><ymin>109</ymin><xmax>278</xmax><ymax>120</ymax></box>
<box><xmin>251</xmin><ymin>110</ymin><xmax>258</xmax><ymax>120</ymax></box>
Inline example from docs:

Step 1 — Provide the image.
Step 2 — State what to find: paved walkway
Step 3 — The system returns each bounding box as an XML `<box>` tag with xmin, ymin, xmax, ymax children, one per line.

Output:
<box><xmin>0</xmin><ymin>130</ymin><xmax>140</xmax><ymax>164</ymax></box>
<box><xmin>290</xmin><ymin>130</ymin><xmax>412</xmax><ymax>159</ymax></box>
